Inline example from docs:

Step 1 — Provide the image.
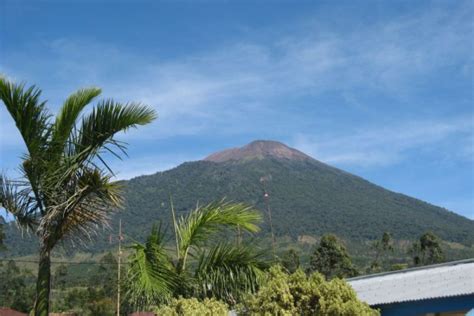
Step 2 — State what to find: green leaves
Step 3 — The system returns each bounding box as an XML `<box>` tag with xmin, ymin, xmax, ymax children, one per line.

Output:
<box><xmin>308</xmin><ymin>234</ymin><xmax>358</xmax><ymax>279</ymax></box>
<box><xmin>74</xmin><ymin>100</ymin><xmax>157</xmax><ymax>160</ymax></box>
<box><xmin>239</xmin><ymin>266</ymin><xmax>379</xmax><ymax>316</ymax></box>
<box><xmin>0</xmin><ymin>75</ymin><xmax>156</xmax><ymax>244</ymax></box>
<box><xmin>176</xmin><ymin>201</ymin><xmax>262</xmax><ymax>269</ymax></box>
<box><xmin>369</xmin><ymin>232</ymin><xmax>394</xmax><ymax>272</ymax></box>
<box><xmin>409</xmin><ymin>231</ymin><xmax>444</xmax><ymax>265</ymax></box>
<box><xmin>0</xmin><ymin>175</ymin><xmax>38</xmax><ymax>230</ymax></box>
<box><xmin>126</xmin><ymin>225</ymin><xmax>177</xmax><ymax>308</ymax></box>
<box><xmin>195</xmin><ymin>242</ymin><xmax>268</xmax><ymax>304</ymax></box>
<box><xmin>43</xmin><ymin>168</ymin><xmax>123</xmax><ymax>244</ymax></box>
<box><xmin>53</xmin><ymin>87</ymin><xmax>102</xmax><ymax>152</ymax></box>
<box><xmin>125</xmin><ymin>201</ymin><xmax>266</xmax><ymax>309</ymax></box>
<box><xmin>0</xmin><ymin>75</ymin><xmax>156</xmax><ymax>315</ymax></box>
<box><xmin>0</xmin><ymin>76</ymin><xmax>51</xmax><ymax>156</ymax></box>
<box><xmin>155</xmin><ymin>297</ymin><xmax>229</xmax><ymax>316</ymax></box>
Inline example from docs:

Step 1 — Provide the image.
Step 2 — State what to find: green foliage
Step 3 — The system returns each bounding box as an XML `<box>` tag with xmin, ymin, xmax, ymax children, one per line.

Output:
<box><xmin>176</xmin><ymin>201</ymin><xmax>262</xmax><ymax>272</ymax></box>
<box><xmin>280</xmin><ymin>249</ymin><xmax>300</xmax><ymax>273</ymax></box>
<box><xmin>391</xmin><ymin>263</ymin><xmax>408</xmax><ymax>271</ymax></box>
<box><xmin>0</xmin><ymin>219</ymin><xmax>5</xmax><ymax>251</ymax></box>
<box><xmin>369</xmin><ymin>232</ymin><xmax>394</xmax><ymax>272</ymax></box>
<box><xmin>195</xmin><ymin>242</ymin><xmax>268</xmax><ymax>304</ymax></box>
<box><xmin>0</xmin><ymin>261</ymin><xmax>35</xmax><ymax>312</ymax></box>
<box><xmin>35</xmin><ymin>254</ymin><xmax>119</xmax><ymax>315</ymax></box>
<box><xmin>125</xmin><ymin>201</ymin><xmax>268</xmax><ymax>310</ymax></box>
<box><xmin>53</xmin><ymin>287</ymin><xmax>115</xmax><ymax>316</ymax></box>
<box><xmin>308</xmin><ymin>234</ymin><xmax>357</xmax><ymax>279</ymax></box>
<box><xmin>126</xmin><ymin>224</ymin><xmax>176</xmax><ymax>308</ymax></box>
<box><xmin>53</xmin><ymin>264</ymin><xmax>68</xmax><ymax>290</ymax></box>
<box><xmin>0</xmin><ymin>75</ymin><xmax>156</xmax><ymax>315</ymax></box>
<box><xmin>155</xmin><ymin>297</ymin><xmax>229</xmax><ymax>316</ymax></box>
<box><xmin>4</xmin><ymin>156</ymin><xmax>474</xmax><ymax>261</ymax></box>
<box><xmin>410</xmin><ymin>231</ymin><xmax>444</xmax><ymax>265</ymax></box>
<box><xmin>117</xmin><ymin>157</ymin><xmax>474</xmax><ymax>251</ymax></box>
<box><xmin>239</xmin><ymin>265</ymin><xmax>378</xmax><ymax>316</ymax></box>
<box><xmin>95</xmin><ymin>252</ymin><xmax>118</xmax><ymax>298</ymax></box>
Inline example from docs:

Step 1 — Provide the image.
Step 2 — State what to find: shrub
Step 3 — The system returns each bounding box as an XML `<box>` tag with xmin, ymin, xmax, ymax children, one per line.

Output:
<box><xmin>155</xmin><ymin>297</ymin><xmax>229</xmax><ymax>316</ymax></box>
<box><xmin>239</xmin><ymin>265</ymin><xmax>379</xmax><ymax>316</ymax></box>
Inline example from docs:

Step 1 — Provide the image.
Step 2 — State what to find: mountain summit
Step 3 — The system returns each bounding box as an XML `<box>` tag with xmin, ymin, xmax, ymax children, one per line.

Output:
<box><xmin>5</xmin><ymin>140</ymin><xmax>474</xmax><ymax>257</ymax></box>
<box><xmin>204</xmin><ymin>140</ymin><xmax>313</xmax><ymax>163</ymax></box>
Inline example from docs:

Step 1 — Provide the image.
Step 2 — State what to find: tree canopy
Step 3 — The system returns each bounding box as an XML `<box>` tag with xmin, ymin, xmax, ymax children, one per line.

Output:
<box><xmin>308</xmin><ymin>234</ymin><xmax>357</xmax><ymax>279</ymax></box>
<box><xmin>125</xmin><ymin>200</ymin><xmax>269</xmax><ymax>309</ymax></box>
<box><xmin>410</xmin><ymin>231</ymin><xmax>444</xmax><ymax>266</ymax></box>
<box><xmin>0</xmin><ymin>76</ymin><xmax>156</xmax><ymax>315</ymax></box>
<box><xmin>239</xmin><ymin>265</ymin><xmax>378</xmax><ymax>316</ymax></box>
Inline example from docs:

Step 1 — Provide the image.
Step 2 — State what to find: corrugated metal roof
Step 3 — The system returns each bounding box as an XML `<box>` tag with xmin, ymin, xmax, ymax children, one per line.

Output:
<box><xmin>348</xmin><ymin>259</ymin><xmax>474</xmax><ymax>306</ymax></box>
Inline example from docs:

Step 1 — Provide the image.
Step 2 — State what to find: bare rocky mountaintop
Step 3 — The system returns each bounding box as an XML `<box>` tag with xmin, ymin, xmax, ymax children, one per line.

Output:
<box><xmin>204</xmin><ymin>140</ymin><xmax>313</xmax><ymax>163</ymax></box>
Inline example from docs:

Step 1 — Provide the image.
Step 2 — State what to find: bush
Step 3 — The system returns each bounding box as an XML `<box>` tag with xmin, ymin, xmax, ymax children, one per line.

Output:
<box><xmin>239</xmin><ymin>265</ymin><xmax>379</xmax><ymax>316</ymax></box>
<box><xmin>155</xmin><ymin>297</ymin><xmax>229</xmax><ymax>316</ymax></box>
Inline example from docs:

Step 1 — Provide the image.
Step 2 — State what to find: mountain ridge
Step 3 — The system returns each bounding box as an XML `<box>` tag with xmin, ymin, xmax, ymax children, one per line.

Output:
<box><xmin>120</xmin><ymin>156</ymin><xmax>473</xmax><ymax>244</ymax></box>
<box><xmin>3</xmin><ymin>140</ymin><xmax>473</xmax><ymax>257</ymax></box>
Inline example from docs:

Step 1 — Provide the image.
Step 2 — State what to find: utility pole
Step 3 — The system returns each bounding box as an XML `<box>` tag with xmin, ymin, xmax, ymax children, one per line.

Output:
<box><xmin>236</xmin><ymin>225</ymin><xmax>242</xmax><ymax>246</ymax></box>
<box><xmin>169</xmin><ymin>195</ymin><xmax>180</xmax><ymax>259</ymax></box>
<box><xmin>260</xmin><ymin>177</ymin><xmax>276</xmax><ymax>259</ymax></box>
<box><xmin>116</xmin><ymin>219</ymin><xmax>122</xmax><ymax>316</ymax></box>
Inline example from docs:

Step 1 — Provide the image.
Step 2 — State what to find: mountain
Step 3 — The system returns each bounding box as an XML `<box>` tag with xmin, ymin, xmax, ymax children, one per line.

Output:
<box><xmin>3</xmin><ymin>140</ymin><xmax>474</xmax><ymax>257</ymax></box>
<box><xmin>204</xmin><ymin>140</ymin><xmax>312</xmax><ymax>162</ymax></box>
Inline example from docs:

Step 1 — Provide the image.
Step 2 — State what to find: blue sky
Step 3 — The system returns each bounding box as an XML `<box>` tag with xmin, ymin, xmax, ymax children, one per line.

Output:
<box><xmin>0</xmin><ymin>0</ymin><xmax>473</xmax><ymax>219</ymax></box>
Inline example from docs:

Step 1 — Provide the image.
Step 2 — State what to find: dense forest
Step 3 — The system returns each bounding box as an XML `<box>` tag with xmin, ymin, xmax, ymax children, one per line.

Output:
<box><xmin>1</xmin><ymin>142</ymin><xmax>472</xmax><ymax>313</ymax></box>
<box><xmin>120</xmin><ymin>157</ymin><xmax>473</xmax><ymax>243</ymax></box>
<box><xmin>0</xmin><ymin>228</ymin><xmax>459</xmax><ymax>314</ymax></box>
<box><xmin>3</xmin><ymin>154</ymin><xmax>474</xmax><ymax>259</ymax></box>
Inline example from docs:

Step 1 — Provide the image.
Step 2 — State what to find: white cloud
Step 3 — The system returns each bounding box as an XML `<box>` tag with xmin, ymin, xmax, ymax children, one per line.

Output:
<box><xmin>2</xmin><ymin>2</ymin><xmax>471</xmax><ymax>142</ymax></box>
<box><xmin>292</xmin><ymin>116</ymin><xmax>474</xmax><ymax>167</ymax></box>
<box><xmin>0</xmin><ymin>2</ymin><xmax>472</xmax><ymax>176</ymax></box>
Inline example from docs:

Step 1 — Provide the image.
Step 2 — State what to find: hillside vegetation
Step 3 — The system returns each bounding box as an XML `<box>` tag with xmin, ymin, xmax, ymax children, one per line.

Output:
<box><xmin>3</xmin><ymin>141</ymin><xmax>474</xmax><ymax>257</ymax></box>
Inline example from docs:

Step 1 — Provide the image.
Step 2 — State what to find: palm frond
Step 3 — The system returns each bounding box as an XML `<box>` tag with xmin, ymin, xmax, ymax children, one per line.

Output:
<box><xmin>52</xmin><ymin>87</ymin><xmax>101</xmax><ymax>152</ymax></box>
<box><xmin>39</xmin><ymin>168</ymin><xmax>122</xmax><ymax>244</ymax></box>
<box><xmin>0</xmin><ymin>76</ymin><xmax>51</xmax><ymax>156</ymax></box>
<box><xmin>195</xmin><ymin>242</ymin><xmax>269</xmax><ymax>304</ymax></box>
<box><xmin>73</xmin><ymin>100</ymin><xmax>157</xmax><ymax>164</ymax></box>
<box><xmin>177</xmin><ymin>201</ymin><xmax>262</xmax><ymax>268</ymax></box>
<box><xmin>125</xmin><ymin>224</ymin><xmax>177</xmax><ymax>309</ymax></box>
<box><xmin>0</xmin><ymin>175</ymin><xmax>39</xmax><ymax>230</ymax></box>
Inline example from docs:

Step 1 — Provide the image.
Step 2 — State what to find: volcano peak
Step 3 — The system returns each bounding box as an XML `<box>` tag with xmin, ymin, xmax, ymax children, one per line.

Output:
<box><xmin>203</xmin><ymin>140</ymin><xmax>313</xmax><ymax>163</ymax></box>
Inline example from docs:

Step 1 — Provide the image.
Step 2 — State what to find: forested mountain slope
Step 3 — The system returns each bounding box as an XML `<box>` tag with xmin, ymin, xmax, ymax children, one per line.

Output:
<box><xmin>3</xmin><ymin>140</ymin><xmax>473</xmax><ymax>256</ymax></box>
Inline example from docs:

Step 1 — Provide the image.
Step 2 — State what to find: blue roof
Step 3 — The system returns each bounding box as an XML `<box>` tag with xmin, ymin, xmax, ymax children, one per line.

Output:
<box><xmin>348</xmin><ymin>259</ymin><xmax>474</xmax><ymax>305</ymax></box>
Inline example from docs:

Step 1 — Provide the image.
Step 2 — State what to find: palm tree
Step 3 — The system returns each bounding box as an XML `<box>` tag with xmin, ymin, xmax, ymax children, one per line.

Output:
<box><xmin>0</xmin><ymin>76</ymin><xmax>156</xmax><ymax>316</ymax></box>
<box><xmin>126</xmin><ymin>200</ymin><xmax>269</xmax><ymax>309</ymax></box>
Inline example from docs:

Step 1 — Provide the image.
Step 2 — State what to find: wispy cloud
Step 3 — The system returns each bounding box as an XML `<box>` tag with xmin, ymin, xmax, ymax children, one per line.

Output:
<box><xmin>2</xmin><ymin>1</ymin><xmax>472</xmax><ymax>143</ymax></box>
<box><xmin>293</xmin><ymin>116</ymin><xmax>473</xmax><ymax>167</ymax></box>
<box><xmin>1</xmin><ymin>1</ymin><xmax>472</xmax><ymax>219</ymax></box>
<box><xmin>1</xmin><ymin>1</ymin><xmax>472</xmax><ymax>183</ymax></box>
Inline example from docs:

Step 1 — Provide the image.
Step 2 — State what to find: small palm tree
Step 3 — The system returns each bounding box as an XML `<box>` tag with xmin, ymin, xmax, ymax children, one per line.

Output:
<box><xmin>0</xmin><ymin>76</ymin><xmax>156</xmax><ymax>316</ymax></box>
<box><xmin>126</xmin><ymin>200</ymin><xmax>268</xmax><ymax>309</ymax></box>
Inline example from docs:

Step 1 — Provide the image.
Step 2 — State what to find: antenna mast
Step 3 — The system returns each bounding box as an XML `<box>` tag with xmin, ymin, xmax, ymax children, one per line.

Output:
<box><xmin>116</xmin><ymin>219</ymin><xmax>122</xmax><ymax>316</ymax></box>
<box><xmin>261</xmin><ymin>177</ymin><xmax>276</xmax><ymax>258</ymax></box>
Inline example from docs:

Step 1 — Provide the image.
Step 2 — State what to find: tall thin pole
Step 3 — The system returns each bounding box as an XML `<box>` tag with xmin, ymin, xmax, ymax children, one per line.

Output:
<box><xmin>236</xmin><ymin>225</ymin><xmax>242</xmax><ymax>246</ymax></box>
<box><xmin>261</xmin><ymin>178</ymin><xmax>276</xmax><ymax>259</ymax></box>
<box><xmin>169</xmin><ymin>195</ymin><xmax>180</xmax><ymax>259</ymax></box>
<box><xmin>116</xmin><ymin>219</ymin><xmax>122</xmax><ymax>316</ymax></box>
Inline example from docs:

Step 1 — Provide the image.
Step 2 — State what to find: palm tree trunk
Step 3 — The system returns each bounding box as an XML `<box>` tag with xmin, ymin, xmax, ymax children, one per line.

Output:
<box><xmin>34</xmin><ymin>245</ymin><xmax>51</xmax><ymax>316</ymax></box>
